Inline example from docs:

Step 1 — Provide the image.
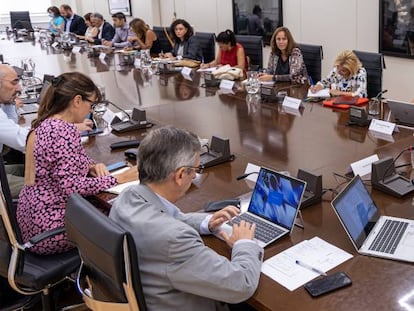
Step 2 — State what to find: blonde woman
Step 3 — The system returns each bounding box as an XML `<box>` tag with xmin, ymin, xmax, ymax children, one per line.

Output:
<box><xmin>310</xmin><ymin>50</ymin><xmax>367</xmax><ymax>98</ymax></box>
<box><xmin>128</xmin><ymin>18</ymin><xmax>161</xmax><ymax>54</ymax></box>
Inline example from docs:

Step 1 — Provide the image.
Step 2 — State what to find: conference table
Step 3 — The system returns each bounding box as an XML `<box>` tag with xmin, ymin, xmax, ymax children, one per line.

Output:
<box><xmin>3</xmin><ymin>36</ymin><xmax>414</xmax><ymax>311</ymax></box>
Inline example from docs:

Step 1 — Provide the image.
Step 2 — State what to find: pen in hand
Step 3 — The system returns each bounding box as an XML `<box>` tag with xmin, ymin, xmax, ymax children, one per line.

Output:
<box><xmin>295</xmin><ymin>260</ymin><xmax>327</xmax><ymax>276</ymax></box>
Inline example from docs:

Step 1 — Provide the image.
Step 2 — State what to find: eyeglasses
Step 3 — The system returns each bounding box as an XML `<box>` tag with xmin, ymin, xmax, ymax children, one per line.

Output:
<box><xmin>181</xmin><ymin>164</ymin><xmax>204</xmax><ymax>174</ymax></box>
<box><xmin>83</xmin><ymin>97</ymin><xmax>99</xmax><ymax>110</ymax></box>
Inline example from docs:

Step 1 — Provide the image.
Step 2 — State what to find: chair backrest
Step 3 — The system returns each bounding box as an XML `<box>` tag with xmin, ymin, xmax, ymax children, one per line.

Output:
<box><xmin>153</xmin><ymin>26</ymin><xmax>174</xmax><ymax>54</ymax></box>
<box><xmin>9</xmin><ymin>11</ymin><xmax>33</xmax><ymax>31</ymax></box>
<box><xmin>0</xmin><ymin>157</ymin><xmax>20</xmax><ymax>278</ymax></box>
<box><xmin>235</xmin><ymin>35</ymin><xmax>263</xmax><ymax>70</ymax></box>
<box><xmin>298</xmin><ymin>43</ymin><xmax>323</xmax><ymax>82</ymax></box>
<box><xmin>65</xmin><ymin>193</ymin><xmax>147</xmax><ymax>311</ymax></box>
<box><xmin>194</xmin><ymin>32</ymin><xmax>215</xmax><ymax>63</ymax></box>
<box><xmin>352</xmin><ymin>50</ymin><xmax>386</xmax><ymax>98</ymax></box>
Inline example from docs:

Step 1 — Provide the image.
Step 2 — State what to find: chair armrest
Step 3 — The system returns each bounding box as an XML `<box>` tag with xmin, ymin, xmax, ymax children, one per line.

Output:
<box><xmin>24</xmin><ymin>227</ymin><xmax>65</xmax><ymax>249</ymax></box>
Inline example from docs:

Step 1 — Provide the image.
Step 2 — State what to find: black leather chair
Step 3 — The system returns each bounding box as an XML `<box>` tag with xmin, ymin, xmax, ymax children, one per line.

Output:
<box><xmin>299</xmin><ymin>43</ymin><xmax>323</xmax><ymax>82</ymax></box>
<box><xmin>65</xmin><ymin>193</ymin><xmax>147</xmax><ymax>311</ymax></box>
<box><xmin>235</xmin><ymin>35</ymin><xmax>263</xmax><ymax>70</ymax></box>
<box><xmin>194</xmin><ymin>32</ymin><xmax>215</xmax><ymax>63</ymax></box>
<box><xmin>9</xmin><ymin>11</ymin><xmax>33</xmax><ymax>31</ymax></box>
<box><xmin>153</xmin><ymin>26</ymin><xmax>174</xmax><ymax>54</ymax></box>
<box><xmin>353</xmin><ymin>50</ymin><xmax>386</xmax><ymax>98</ymax></box>
<box><xmin>0</xmin><ymin>157</ymin><xmax>80</xmax><ymax>311</ymax></box>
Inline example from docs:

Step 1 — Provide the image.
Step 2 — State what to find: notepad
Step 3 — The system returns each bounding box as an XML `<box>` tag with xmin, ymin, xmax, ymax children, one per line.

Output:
<box><xmin>307</xmin><ymin>88</ymin><xmax>330</xmax><ymax>98</ymax></box>
<box><xmin>261</xmin><ymin>237</ymin><xmax>352</xmax><ymax>291</ymax></box>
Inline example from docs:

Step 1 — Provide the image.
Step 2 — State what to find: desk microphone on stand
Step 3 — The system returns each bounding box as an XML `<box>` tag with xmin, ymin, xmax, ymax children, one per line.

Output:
<box><xmin>236</xmin><ymin>171</ymin><xmax>258</xmax><ymax>181</ymax></box>
<box><xmin>105</xmin><ymin>100</ymin><xmax>154</xmax><ymax>133</ymax></box>
<box><xmin>371</xmin><ymin>146</ymin><xmax>414</xmax><ymax>197</ymax></box>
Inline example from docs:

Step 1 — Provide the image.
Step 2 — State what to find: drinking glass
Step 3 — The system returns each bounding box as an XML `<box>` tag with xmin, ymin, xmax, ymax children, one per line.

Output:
<box><xmin>93</xmin><ymin>102</ymin><xmax>111</xmax><ymax>136</ymax></box>
<box><xmin>141</xmin><ymin>49</ymin><xmax>152</xmax><ymax>71</ymax></box>
<box><xmin>368</xmin><ymin>98</ymin><xmax>380</xmax><ymax>116</ymax></box>
<box><xmin>21</xmin><ymin>58</ymin><xmax>35</xmax><ymax>79</ymax></box>
<box><xmin>245</xmin><ymin>71</ymin><xmax>260</xmax><ymax>94</ymax></box>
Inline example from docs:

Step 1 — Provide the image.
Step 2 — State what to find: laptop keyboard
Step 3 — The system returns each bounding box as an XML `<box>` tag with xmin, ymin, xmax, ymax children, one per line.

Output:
<box><xmin>368</xmin><ymin>219</ymin><xmax>408</xmax><ymax>254</ymax></box>
<box><xmin>228</xmin><ymin>213</ymin><xmax>284</xmax><ymax>243</ymax></box>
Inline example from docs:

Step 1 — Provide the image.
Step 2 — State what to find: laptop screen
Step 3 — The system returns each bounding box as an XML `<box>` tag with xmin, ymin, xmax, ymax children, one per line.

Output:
<box><xmin>248</xmin><ymin>167</ymin><xmax>306</xmax><ymax>231</ymax></box>
<box><xmin>387</xmin><ymin>100</ymin><xmax>414</xmax><ymax>127</ymax></box>
<box><xmin>331</xmin><ymin>175</ymin><xmax>381</xmax><ymax>249</ymax></box>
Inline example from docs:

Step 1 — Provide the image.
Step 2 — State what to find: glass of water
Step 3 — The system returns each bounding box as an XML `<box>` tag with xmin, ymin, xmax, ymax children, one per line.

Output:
<box><xmin>141</xmin><ymin>49</ymin><xmax>152</xmax><ymax>71</ymax></box>
<box><xmin>245</xmin><ymin>71</ymin><xmax>260</xmax><ymax>94</ymax></box>
<box><xmin>93</xmin><ymin>101</ymin><xmax>110</xmax><ymax>136</ymax></box>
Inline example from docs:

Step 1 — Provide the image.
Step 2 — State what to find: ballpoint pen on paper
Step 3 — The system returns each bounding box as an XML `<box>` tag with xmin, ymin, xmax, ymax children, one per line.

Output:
<box><xmin>308</xmin><ymin>75</ymin><xmax>314</xmax><ymax>86</ymax></box>
<box><xmin>295</xmin><ymin>260</ymin><xmax>327</xmax><ymax>276</ymax></box>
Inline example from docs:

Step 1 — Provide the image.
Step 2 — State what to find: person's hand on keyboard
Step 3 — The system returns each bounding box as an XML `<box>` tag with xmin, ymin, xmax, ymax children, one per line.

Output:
<box><xmin>219</xmin><ymin>220</ymin><xmax>256</xmax><ymax>248</ymax></box>
<box><xmin>208</xmin><ymin>205</ymin><xmax>239</xmax><ymax>233</ymax></box>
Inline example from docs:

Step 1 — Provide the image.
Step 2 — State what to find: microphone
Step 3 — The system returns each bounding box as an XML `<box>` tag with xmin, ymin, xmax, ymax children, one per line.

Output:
<box><xmin>236</xmin><ymin>171</ymin><xmax>258</xmax><ymax>181</ymax></box>
<box><xmin>102</xmin><ymin>100</ymin><xmax>153</xmax><ymax>133</ymax></box>
<box><xmin>382</xmin><ymin>146</ymin><xmax>413</xmax><ymax>182</ymax></box>
<box><xmin>375</xmin><ymin>89</ymin><xmax>388</xmax><ymax>99</ymax></box>
<box><xmin>102</xmin><ymin>100</ymin><xmax>132</xmax><ymax>122</ymax></box>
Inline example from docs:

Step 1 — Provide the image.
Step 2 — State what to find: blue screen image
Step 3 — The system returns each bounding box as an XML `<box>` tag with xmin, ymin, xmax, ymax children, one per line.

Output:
<box><xmin>248</xmin><ymin>169</ymin><xmax>305</xmax><ymax>229</ymax></box>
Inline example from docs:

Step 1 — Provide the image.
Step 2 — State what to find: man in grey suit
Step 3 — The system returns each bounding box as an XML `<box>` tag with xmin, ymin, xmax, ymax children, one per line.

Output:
<box><xmin>110</xmin><ymin>126</ymin><xmax>263</xmax><ymax>311</ymax></box>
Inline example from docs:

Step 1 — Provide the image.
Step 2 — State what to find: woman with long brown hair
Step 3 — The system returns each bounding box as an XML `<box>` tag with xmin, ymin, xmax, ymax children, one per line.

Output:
<box><xmin>128</xmin><ymin>18</ymin><xmax>162</xmax><ymax>54</ymax></box>
<box><xmin>17</xmin><ymin>72</ymin><xmax>137</xmax><ymax>255</ymax></box>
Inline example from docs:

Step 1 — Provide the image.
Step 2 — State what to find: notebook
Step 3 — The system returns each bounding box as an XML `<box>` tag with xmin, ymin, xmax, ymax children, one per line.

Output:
<box><xmin>217</xmin><ymin>167</ymin><xmax>306</xmax><ymax>248</ymax></box>
<box><xmin>331</xmin><ymin>175</ymin><xmax>414</xmax><ymax>263</ymax></box>
<box><xmin>333</xmin><ymin>96</ymin><xmax>359</xmax><ymax>105</ymax></box>
<box><xmin>387</xmin><ymin>99</ymin><xmax>414</xmax><ymax>127</ymax></box>
<box><xmin>18</xmin><ymin>80</ymin><xmax>51</xmax><ymax>115</ymax></box>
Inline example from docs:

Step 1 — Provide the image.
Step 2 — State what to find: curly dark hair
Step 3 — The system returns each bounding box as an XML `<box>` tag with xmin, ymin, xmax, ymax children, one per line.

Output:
<box><xmin>170</xmin><ymin>19</ymin><xmax>194</xmax><ymax>42</ymax></box>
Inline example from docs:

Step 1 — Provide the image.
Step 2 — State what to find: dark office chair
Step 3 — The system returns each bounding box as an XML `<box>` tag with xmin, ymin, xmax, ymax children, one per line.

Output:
<box><xmin>9</xmin><ymin>11</ymin><xmax>33</xmax><ymax>31</ymax></box>
<box><xmin>235</xmin><ymin>35</ymin><xmax>263</xmax><ymax>70</ymax></box>
<box><xmin>299</xmin><ymin>43</ymin><xmax>323</xmax><ymax>82</ymax></box>
<box><xmin>353</xmin><ymin>50</ymin><xmax>386</xmax><ymax>98</ymax></box>
<box><xmin>65</xmin><ymin>193</ymin><xmax>147</xmax><ymax>311</ymax></box>
<box><xmin>153</xmin><ymin>26</ymin><xmax>174</xmax><ymax>54</ymax></box>
<box><xmin>0</xmin><ymin>157</ymin><xmax>80</xmax><ymax>311</ymax></box>
<box><xmin>194</xmin><ymin>32</ymin><xmax>215</xmax><ymax>63</ymax></box>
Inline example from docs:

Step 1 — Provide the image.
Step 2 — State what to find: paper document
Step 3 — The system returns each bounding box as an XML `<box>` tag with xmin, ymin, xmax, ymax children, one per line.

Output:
<box><xmin>197</xmin><ymin>67</ymin><xmax>217</xmax><ymax>72</ymax></box>
<box><xmin>105</xmin><ymin>180</ymin><xmax>140</xmax><ymax>195</ymax></box>
<box><xmin>307</xmin><ymin>88</ymin><xmax>330</xmax><ymax>98</ymax></box>
<box><xmin>261</xmin><ymin>237</ymin><xmax>353</xmax><ymax>291</ymax></box>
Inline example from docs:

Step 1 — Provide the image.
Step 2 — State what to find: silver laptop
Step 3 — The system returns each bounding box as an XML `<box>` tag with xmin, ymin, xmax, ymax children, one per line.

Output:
<box><xmin>218</xmin><ymin>167</ymin><xmax>306</xmax><ymax>248</ymax></box>
<box><xmin>331</xmin><ymin>175</ymin><xmax>414</xmax><ymax>262</ymax></box>
<box><xmin>387</xmin><ymin>99</ymin><xmax>414</xmax><ymax>127</ymax></box>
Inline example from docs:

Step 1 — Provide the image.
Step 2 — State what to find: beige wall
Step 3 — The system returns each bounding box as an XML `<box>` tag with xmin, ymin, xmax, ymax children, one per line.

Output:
<box><xmin>76</xmin><ymin>0</ymin><xmax>414</xmax><ymax>100</ymax></box>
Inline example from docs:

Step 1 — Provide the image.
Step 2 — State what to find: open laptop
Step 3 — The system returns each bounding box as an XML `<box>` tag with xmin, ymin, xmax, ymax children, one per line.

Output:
<box><xmin>387</xmin><ymin>99</ymin><xmax>414</xmax><ymax>127</ymax></box>
<box><xmin>331</xmin><ymin>175</ymin><xmax>414</xmax><ymax>262</ymax></box>
<box><xmin>19</xmin><ymin>80</ymin><xmax>51</xmax><ymax>115</ymax></box>
<box><xmin>218</xmin><ymin>167</ymin><xmax>306</xmax><ymax>248</ymax></box>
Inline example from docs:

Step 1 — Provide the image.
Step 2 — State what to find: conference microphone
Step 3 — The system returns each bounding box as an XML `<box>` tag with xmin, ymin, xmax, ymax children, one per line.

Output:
<box><xmin>375</xmin><ymin>89</ymin><xmax>388</xmax><ymax>100</ymax></box>
<box><xmin>102</xmin><ymin>100</ymin><xmax>153</xmax><ymax>133</ymax></box>
<box><xmin>236</xmin><ymin>171</ymin><xmax>258</xmax><ymax>181</ymax></box>
<box><xmin>381</xmin><ymin>145</ymin><xmax>413</xmax><ymax>182</ymax></box>
<box><xmin>101</xmin><ymin>99</ymin><xmax>132</xmax><ymax>122</ymax></box>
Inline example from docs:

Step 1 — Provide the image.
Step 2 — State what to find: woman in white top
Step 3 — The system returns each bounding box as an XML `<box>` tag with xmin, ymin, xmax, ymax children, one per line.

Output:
<box><xmin>77</xmin><ymin>13</ymin><xmax>98</xmax><ymax>40</ymax></box>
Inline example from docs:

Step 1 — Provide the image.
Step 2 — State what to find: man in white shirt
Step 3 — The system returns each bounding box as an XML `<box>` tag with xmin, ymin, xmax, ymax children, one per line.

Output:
<box><xmin>0</xmin><ymin>64</ymin><xmax>29</xmax><ymax>198</ymax></box>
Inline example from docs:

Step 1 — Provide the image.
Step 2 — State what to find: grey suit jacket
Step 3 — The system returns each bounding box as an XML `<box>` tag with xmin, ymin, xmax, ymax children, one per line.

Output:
<box><xmin>109</xmin><ymin>184</ymin><xmax>263</xmax><ymax>311</ymax></box>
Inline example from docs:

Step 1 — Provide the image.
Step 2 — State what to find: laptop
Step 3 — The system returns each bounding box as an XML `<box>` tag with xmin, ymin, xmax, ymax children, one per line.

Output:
<box><xmin>333</xmin><ymin>96</ymin><xmax>359</xmax><ymax>105</ymax></box>
<box><xmin>331</xmin><ymin>175</ymin><xmax>414</xmax><ymax>262</ymax></box>
<box><xmin>387</xmin><ymin>99</ymin><xmax>414</xmax><ymax>127</ymax></box>
<box><xmin>19</xmin><ymin>80</ymin><xmax>51</xmax><ymax>115</ymax></box>
<box><xmin>218</xmin><ymin>167</ymin><xmax>306</xmax><ymax>248</ymax></box>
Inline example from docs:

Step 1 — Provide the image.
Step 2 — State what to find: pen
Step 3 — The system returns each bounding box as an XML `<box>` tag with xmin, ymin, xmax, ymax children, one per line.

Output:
<box><xmin>295</xmin><ymin>260</ymin><xmax>327</xmax><ymax>276</ymax></box>
<box><xmin>308</xmin><ymin>75</ymin><xmax>314</xmax><ymax>86</ymax></box>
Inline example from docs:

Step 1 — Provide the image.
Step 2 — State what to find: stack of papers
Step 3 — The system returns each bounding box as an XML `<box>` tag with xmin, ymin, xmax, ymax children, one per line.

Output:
<box><xmin>261</xmin><ymin>237</ymin><xmax>353</xmax><ymax>291</ymax></box>
<box><xmin>307</xmin><ymin>88</ymin><xmax>330</xmax><ymax>98</ymax></box>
